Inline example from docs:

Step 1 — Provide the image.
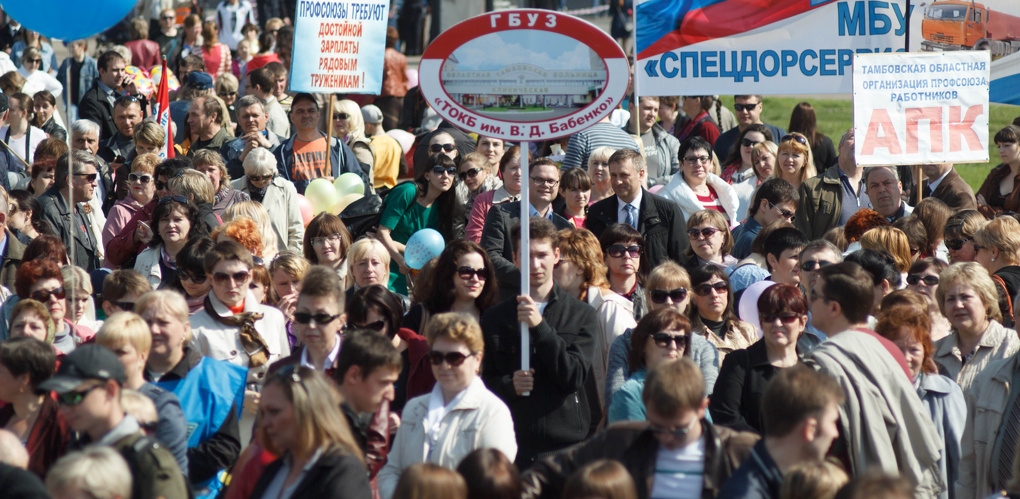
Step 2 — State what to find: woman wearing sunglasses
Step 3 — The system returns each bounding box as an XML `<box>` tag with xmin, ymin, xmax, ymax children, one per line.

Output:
<box><xmin>378</xmin><ymin>312</ymin><xmax>516</xmax><ymax>499</ymax></box>
<box><xmin>455</xmin><ymin>152</ymin><xmax>501</xmax><ymax>217</ymax></box>
<box><xmin>164</xmin><ymin>237</ymin><xmax>215</xmax><ymax>313</ymax></box>
<box><xmin>972</xmin><ymin>216</ymin><xmax>1020</xmax><ymax>329</ymax></box>
<box><xmin>267</xmin><ymin>266</ymin><xmax>347</xmax><ymax>377</ymax></box>
<box><xmin>250</xmin><ymin>366</ymin><xmax>371</xmax><ymax>499</ymax></box>
<box><xmin>15</xmin><ymin>259</ymin><xmax>93</xmax><ymax>354</ymax></box>
<box><xmin>942</xmin><ymin>210</ymin><xmax>985</xmax><ymax>264</ymax></box>
<box><xmin>0</xmin><ymin>336</ymin><xmax>69</xmax><ymax>478</ymax></box>
<box><xmin>684</xmin><ymin>210</ymin><xmax>737</xmax><ymax>271</ymax></box>
<box><xmin>404</xmin><ymin>240</ymin><xmax>497</xmax><ymax>330</ymax></box>
<box><xmin>774</xmin><ymin>132</ymin><xmax>817</xmax><ymax>190</ymax></box>
<box><xmin>661</xmin><ymin>136</ymin><xmax>740</xmax><ymax>227</ymax></box>
<box><xmin>332</xmin><ymin>99</ymin><xmax>375</xmax><ymax>178</ymax></box>
<box><xmin>604</xmin><ymin>261</ymin><xmax>719</xmax><ymax>406</ymax></box>
<box><xmin>233</xmin><ymin>142</ymin><xmax>304</xmax><ymax>256</ymax></box>
<box><xmin>133</xmin><ymin>196</ymin><xmax>209</xmax><ymax>289</ymax></box>
<box><xmin>720</xmin><ymin>125</ymin><xmax>773</xmax><ymax>217</ymax></box>
<box><xmin>709</xmin><ymin>284</ymin><xmax>806</xmax><ymax>433</ymax></box>
<box><xmin>378</xmin><ymin>154</ymin><xmax>462</xmax><ymax>295</ymax></box>
<box><xmin>607</xmin><ymin>307</ymin><xmax>694</xmax><ymax>424</ymax></box>
<box><xmin>103</xmin><ymin>153</ymin><xmax>159</xmax><ymax>267</ymax></box>
<box><xmin>690</xmin><ymin>265</ymin><xmax>756</xmax><ymax>362</ymax></box>
<box><xmin>599</xmin><ymin>224</ymin><xmax>649</xmax><ymax>320</ymax></box>
<box><xmin>905</xmin><ymin>258</ymin><xmax>951</xmax><ymax>342</ymax></box>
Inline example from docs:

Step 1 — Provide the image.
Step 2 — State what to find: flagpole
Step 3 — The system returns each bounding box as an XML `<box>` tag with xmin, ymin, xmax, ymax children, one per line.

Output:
<box><xmin>519</xmin><ymin>140</ymin><xmax>530</xmax><ymax>397</ymax></box>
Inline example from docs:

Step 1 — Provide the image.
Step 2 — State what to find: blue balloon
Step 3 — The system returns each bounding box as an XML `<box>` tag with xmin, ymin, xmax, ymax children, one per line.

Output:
<box><xmin>2</xmin><ymin>0</ymin><xmax>136</xmax><ymax>41</ymax></box>
<box><xmin>404</xmin><ymin>229</ymin><xmax>445</xmax><ymax>270</ymax></box>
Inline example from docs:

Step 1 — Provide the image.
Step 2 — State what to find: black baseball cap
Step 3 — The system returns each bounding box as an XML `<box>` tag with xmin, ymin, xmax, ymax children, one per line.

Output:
<box><xmin>0</xmin><ymin>93</ymin><xmax>8</xmax><ymax>114</ymax></box>
<box><xmin>37</xmin><ymin>344</ymin><xmax>126</xmax><ymax>394</ymax></box>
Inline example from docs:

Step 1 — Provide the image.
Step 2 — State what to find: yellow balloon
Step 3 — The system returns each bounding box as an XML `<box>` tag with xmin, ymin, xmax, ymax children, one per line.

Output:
<box><xmin>334</xmin><ymin>173</ymin><xmax>365</xmax><ymax>198</ymax></box>
<box><xmin>333</xmin><ymin>193</ymin><xmax>364</xmax><ymax>214</ymax></box>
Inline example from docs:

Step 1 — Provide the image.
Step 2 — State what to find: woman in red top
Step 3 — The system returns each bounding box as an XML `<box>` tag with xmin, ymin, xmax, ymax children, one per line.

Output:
<box><xmin>200</xmin><ymin>21</ymin><xmax>232</xmax><ymax>79</ymax></box>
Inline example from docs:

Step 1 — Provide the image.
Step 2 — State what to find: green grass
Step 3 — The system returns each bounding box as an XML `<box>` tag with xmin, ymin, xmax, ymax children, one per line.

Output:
<box><xmin>757</xmin><ymin>96</ymin><xmax>1020</xmax><ymax>192</ymax></box>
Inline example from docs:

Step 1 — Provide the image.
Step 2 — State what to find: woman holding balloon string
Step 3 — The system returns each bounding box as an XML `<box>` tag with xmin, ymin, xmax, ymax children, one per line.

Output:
<box><xmin>232</xmin><ymin>148</ymin><xmax>305</xmax><ymax>254</ymax></box>
<box><xmin>377</xmin><ymin>154</ymin><xmax>462</xmax><ymax>295</ymax></box>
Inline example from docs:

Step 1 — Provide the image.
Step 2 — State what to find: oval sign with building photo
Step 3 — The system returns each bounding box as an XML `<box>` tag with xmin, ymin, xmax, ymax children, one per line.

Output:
<box><xmin>419</xmin><ymin>9</ymin><xmax>629</xmax><ymax>140</ymax></box>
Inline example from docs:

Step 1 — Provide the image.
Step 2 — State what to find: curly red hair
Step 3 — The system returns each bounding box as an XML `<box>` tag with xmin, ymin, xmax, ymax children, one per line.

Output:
<box><xmin>15</xmin><ymin>259</ymin><xmax>63</xmax><ymax>299</ymax></box>
<box><xmin>875</xmin><ymin>302</ymin><xmax>937</xmax><ymax>375</ymax></box>
<box><xmin>211</xmin><ymin>217</ymin><xmax>263</xmax><ymax>258</ymax></box>
<box><xmin>843</xmin><ymin>208</ymin><xmax>890</xmax><ymax>244</ymax></box>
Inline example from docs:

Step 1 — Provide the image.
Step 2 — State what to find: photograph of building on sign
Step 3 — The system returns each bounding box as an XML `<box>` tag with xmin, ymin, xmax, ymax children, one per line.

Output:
<box><xmin>440</xmin><ymin>30</ymin><xmax>609</xmax><ymax>122</ymax></box>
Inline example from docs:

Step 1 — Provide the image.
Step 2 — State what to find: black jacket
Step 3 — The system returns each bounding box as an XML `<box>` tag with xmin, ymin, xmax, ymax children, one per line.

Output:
<box><xmin>411</xmin><ymin>120</ymin><xmax>475</xmax><ymax>177</ymax></box>
<box><xmin>708</xmin><ymin>340</ymin><xmax>802</xmax><ymax>434</ymax></box>
<box><xmin>584</xmin><ymin>190</ymin><xmax>690</xmax><ymax>269</ymax></box>
<box><xmin>249</xmin><ymin>445</ymin><xmax>372</xmax><ymax>499</ymax></box>
<box><xmin>716</xmin><ymin>439</ymin><xmax>783</xmax><ymax>499</ymax></box>
<box><xmin>38</xmin><ymin>187</ymin><xmax>101</xmax><ymax>272</ymax></box>
<box><xmin>0</xmin><ymin>462</ymin><xmax>49</xmax><ymax>499</ymax></box>
<box><xmin>0</xmin><ymin>228</ymin><xmax>25</xmax><ymax>293</ymax></box>
<box><xmin>479</xmin><ymin>201</ymin><xmax>572</xmax><ymax>300</ymax></box>
<box><xmin>521</xmin><ymin>420</ymin><xmax>759</xmax><ymax>499</ymax></box>
<box><xmin>78</xmin><ymin>80</ymin><xmax>117</xmax><ymax>140</ymax></box>
<box><xmin>993</xmin><ymin>266</ymin><xmax>1020</xmax><ymax>328</ymax></box>
<box><xmin>480</xmin><ymin>284</ymin><xmax>598</xmax><ymax>467</ymax></box>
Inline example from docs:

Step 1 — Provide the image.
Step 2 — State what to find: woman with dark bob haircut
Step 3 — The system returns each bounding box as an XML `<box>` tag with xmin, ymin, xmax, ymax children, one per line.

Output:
<box><xmin>134</xmin><ymin>197</ymin><xmax>209</xmax><ymax>289</ymax></box>
<box><xmin>600</xmin><ymin>223</ymin><xmax>649</xmax><ymax>320</ymax></box>
<box><xmin>709</xmin><ymin>283</ymin><xmax>807</xmax><ymax>433</ymax></box>
<box><xmin>455</xmin><ymin>448</ymin><xmax>521</xmax><ymax>499</ymax></box>
<box><xmin>689</xmin><ymin>264</ymin><xmax>756</xmax><ymax>362</ymax></box>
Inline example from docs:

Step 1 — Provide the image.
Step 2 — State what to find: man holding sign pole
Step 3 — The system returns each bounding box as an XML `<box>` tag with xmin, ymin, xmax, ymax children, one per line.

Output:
<box><xmin>481</xmin><ymin>217</ymin><xmax>598</xmax><ymax>469</ymax></box>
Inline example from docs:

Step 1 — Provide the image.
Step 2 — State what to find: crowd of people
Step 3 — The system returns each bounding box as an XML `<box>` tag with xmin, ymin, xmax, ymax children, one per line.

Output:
<box><xmin>3</xmin><ymin>2</ymin><xmax>1020</xmax><ymax>499</ymax></box>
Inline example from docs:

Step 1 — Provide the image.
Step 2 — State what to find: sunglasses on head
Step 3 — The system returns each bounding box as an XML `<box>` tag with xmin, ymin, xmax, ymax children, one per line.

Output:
<box><xmin>606</xmin><ymin>244</ymin><xmax>641</xmax><ymax>258</ymax></box>
<box><xmin>799</xmin><ymin>259</ymin><xmax>833</xmax><ymax>272</ymax></box>
<box><xmin>761</xmin><ymin>312</ymin><xmax>802</xmax><ymax>324</ymax></box>
<box><xmin>741</xmin><ymin>138</ymin><xmax>763</xmax><ymax>148</ymax></box>
<box><xmin>651</xmin><ymin>332</ymin><xmax>686</xmax><ymax>349</ymax></box>
<box><xmin>73</xmin><ymin>173</ymin><xmax>98</xmax><ymax>182</ymax></box>
<box><xmin>907</xmin><ymin>274</ymin><xmax>940</xmax><ymax>286</ymax></box>
<box><xmin>457</xmin><ymin>266</ymin><xmax>487</xmax><ymax>280</ymax></box>
<box><xmin>212</xmin><ymin>270</ymin><xmax>251</xmax><ymax>285</ymax></box>
<box><xmin>177</xmin><ymin>269</ymin><xmax>207</xmax><ymax>284</ymax></box>
<box><xmin>694</xmin><ymin>281</ymin><xmax>728</xmax><ymax>296</ymax></box>
<box><xmin>459</xmin><ymin>168</ymin><xmax>482</xmax><ymax>180</ymax></box>
<box><xmin>56</xmin><ymin>384</ymin><xmax>102</xmax><ymax>406</ymax></box>
<box><xmin>161</xmin><ymin>15</ymin><xmax>175</xmax><ymax>20</ymax></box>
<box><xmin>734</xmin><ymin>103</ymin><xmax>759</xmax><ymax>112</ymax></box>
<box><xmin>781</xmin><ymin>134</ymin><xmax>810</xmax><ymax>146</ymax></box>
<box><xmin>158</xmin><ymin>195</ymin><xmax>189</xmax><ymax>206</ymax></box>
<box><xmin>428</xmin><ymin>350</ymin><xmax>475</xmax><ymax>366</ymax></box>
<box><xmin>128</xmin><ymin>172</ymin><xmax>153</xmax><ymax>184</ymax></box>
<box><xmin>31</xmin><ymin>287</ymin><xmax>66</xmax><ymax>302</ymax></box>
<box><xmin>430</xmin><ymin>143</ymin><xmax>456</xmax><ymax>153</ymax></box>
<box><xmin>294</xmin><ymin>312</ymin><xmax>342</xmax><ymax>325</ymax></box>
<box><xmin>650</xmin><ymin>287</ymin><xmax>688</xmax><ymax>304</ymax></box>
<box><xmin>944</xmin><ymin>238</ymin><xmax>971</xmax><ymax>251</ymax></box>
<box><xmin>115</xmin><ymin>95</ymin><xmax>139</xmax><ymax>106</ymax></box>
<box><xmin>431</xmin><ymin>165</ymin><xmax>457</xmax><ymax>176</ymax></box>
<box><xmin>687</xmin><ymin>227</ymin><xmax>720</xmax><ymax>240</ymax></box>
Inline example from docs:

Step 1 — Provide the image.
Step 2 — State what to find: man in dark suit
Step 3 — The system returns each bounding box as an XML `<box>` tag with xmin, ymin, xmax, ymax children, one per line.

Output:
<box><xmin>39</xmin><ymin>150</ymin><xmax>102</xmax><ymax>272</ymax></box>
<box><xmin>481</xmin><ymin>158</ymin><xmax>572</xmax><ymax>300</ymax></box>
<box><xmin>584</xmin><ymin>148</ymin><xmax>690</xmax><ymax>269</ymax></box>
<box><xmin>78</xmin><ymin>51</ymin><xmax>134</xmax><ymax>141</ymax></box>
<box><xmin>915</xmin><ymin>162</ymin><xmax>977</xmax><ymax>211</ymax></box>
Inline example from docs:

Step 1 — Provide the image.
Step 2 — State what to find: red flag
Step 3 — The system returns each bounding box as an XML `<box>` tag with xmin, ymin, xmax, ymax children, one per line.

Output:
<box><xmin>155</xmin><ymin>58</ymin><xmax>174</xmax><ymax>159</ymax></box>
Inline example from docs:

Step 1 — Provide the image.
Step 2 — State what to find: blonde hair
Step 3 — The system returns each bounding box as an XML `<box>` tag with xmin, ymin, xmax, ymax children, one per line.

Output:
<box><xmin>685</xmin><ymin>210</ymin><xmax>734</xmax><ymax>257</ymax></box>
<box><xmin>120</xmin><ymin>388</ymin><xmax>158</xmax><ymax>425</ymax></box>
<box><xmin>133</xmin><ymin>122</ymin><xmax>166</xmax><ymax>149</ymax></box>
<box><xmin>779</xmin><ymin>460</ymin><xmax>849</xmax><ymax>499</ymax></box>
<box><xmin>860</xmin><ymin>226</ymin><xmax>912</xmax><ymax>273</ymax></box>
<box><xmin>169</xmin><ymin>169</ymin><xmax>216</xmax><ymax>204</ymax></box>
<box><xmin>775</xmin><ymin>132</ymin><xmax>817</xmax><ymax>184</ymax></box>
<box><xmin>936</xmin><ymin>262</ymin><xmax>1002</xmax><ymax>322</ymax></box>
<box><xmin>61</xmin><ymin>265</ymin><xmax>92</xmax><ymax>295</ymax></box>
<box><xmin>424</xmin><ymin>312</ymin><xmax>484</xmax><ymax>356</ymax></box>
<box><xmin>95</xmin><ymin>312</ymin><xmax>153</xmax><ymax>361</ymax></box>
<box><xmin>191</xmin><ymin>149</ymin><xmax>230</xmax><ymax>193</ymax></box>
<box><xmin>135</xmin><ymin>291</ymin><xmax>193</xmax><ymax>342</ymax></box>
<box><xmin>223</xmin><ymin>200</ymin><xmax>279</xmax><ymax>260</ymax></box>
<box><xmin>974</xmin><ymin>216</ymin><xmax>1020</xmax><ymax>266</ymax></box>
<box><xmin>10</xmin><ymin>299</ymin><xmax>55</xmax><ymax>344</ymax></box>
<box><xmin>645</xmin><ymin>261</ymin><xmax>692</xmax><ymax>313</ymax></box>
<box><xmin>131</xmin><ymin>152</ymin><xmax>161</xmax><ymax>175</ymax></box>
<box><xmin>346</xmin><ymin>238</ymin><xmax>391</xmax><ymax>283</ymax></box>
<box><xmin>335</xmin><ymin>99</ymin><xmax>365</xmax><ymax>141</ymax></box>
<box><xmin>270</xmin><ymin>251</ymin><xmax>311</xmax><ymax>280</ymax></box>
<box><xmin>46</xmin><ymin>447</ymin><xmax>133</xmax><ymax>499</ymax></box>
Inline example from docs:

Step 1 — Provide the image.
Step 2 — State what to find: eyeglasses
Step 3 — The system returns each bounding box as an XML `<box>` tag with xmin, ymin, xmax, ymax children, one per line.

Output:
<box><xmin>531</xmin><ymin>176</ymin><xmax>559</xmax><ymax>187</ymax></box>
<box><xmin>606</xmin><ymin>244</ymin><xmax>641</xmax><ymax>258</ymax></box>
<box><xmin>944</xmin><ymin>238</ymin><xmax>972</xmax><ymax>251</ymax></box>
<box><xmin>8</xmin><ymin>203</ymin><xmax>17</xmax><ymax>214</ymax></box>
<box><xmin>431</xmin><ymin>165</ymin><xmax>457</xmax><ymax>176</ymax></box>
<box><xmin>218</xmin><ymin>91</ymin><xmax>237</xmax><ymax>97</ymax></box>
<box><xmin>459</xmin><ymin>168</ymin><xmax>482</xmax><ymax>180</ymax></box>
<box><xmin>128</xmin><ymin>173</ymin><xmax>153</xmax><ymax>184</ymax></box>
<box><xmin>26</xmin><ymin>58</ymin><xmax>42</xmax><ymax>64</ymax></box>
<box><xmin>333</xmin><ymin>112</ymin><xmax>349</xmax><ymax>120</ymax></box>
<box><xmin>650</xmin><ymin>288</ymin><xmax>688</xmax><ymax>304</ymax></box>
<box><xmin>30</xmin><ymin>287</ymin><xmax>66</xmax><ymax>302</ymax></box>
<box><xmin>767</xmin><ymin>200</ymin><xmax>796</xmax><ymax>221</ymax></box>
<box><xmin>311</xmin><ymin>233</ymin><xmax>341</xmax><ymax>247</ymax></box>
<box><xmin>249</xmin><ymin>174</ymin><xmax>274</xmax><ymax>182</ymax></box>
<box><xmin>651</xmin><ymin>332</ymin><xmax>686</xmax><ymax>349</ymax></box>
<box><xmin>457</xmin><ymin>266</ymin><xmax>487</xmax><ymax>280</ymax></box>
<box><xmin>781</xmin><ymin>134</ymin><xmax>810</xmax><ymax>146</ymax></box>
<box><xmin>57</xmin><ymin>384</ymin><xmax>103</xmax><ymax>406</ymax></box>
<box><xmin>799</xmin><ymin>259</ymin><xmax>833</xmax><ymax>272</ymax></box>
<box><xmin>161</xmin><ymin>15</ymin><xmax>176</xmax><ymax>20</ymax></box>
<box><xmin>356</xmin><ymin>320</ymin><xmax>386</xmax><ymax>332</ymax></box>
<box><xmin>906</xmin><ymin>274</ymin><xmax>939</xmax><ymax>286</ymax></box>
<box><xmin>733</xmin><ymin>103</ymin><xmax>759</xmax><ymax>112</ymax></box>
<box><xmin>157</xmin><ymin>195</ymin><xmax>189</xmax><ymax>206</ymax></box>
<box><xmin>293</xmin><ymin>312</ymin><xmax>342</xmax><ymax>325</ymax></box>
<box><xmin>428</xmin><ymin>350</ymin><xmax>475</xmax><ymax>366</ymax></box>
<box><xmin>113</xmin><ymin>301</ymin><xmax>136</xmax><ymax>311</ymax></box>
<box><xmin>687</xmin><ymin>227</ymin><xmax>720</xmax><ymax>240</ymax></box>
<box><xmin>761</xmin><ymin>312</ymin><xmax>802</xmax><ymax>324</ymax></box>
<box><xmin>973</xmin><ymin>244</ymin><xmax>985</xmax><ymax>251</ymax></box>
<box><xmin>430</xmin><ymin>143</ymin><xmax>456</xmax><ymax>153</ymax></box>
<box><xmin>73</xmin><ymin>173</ymin><xmax>98</xmax><ymax>182</ymax></box>
<box><xmin>177</xmin><ymin>269</ymin><xmax>207</xmax><ymax>284</ymax></box>
<box><xmin>649</xmin><ymin>419</ymin><xmax>695</xmax><ymax>437</ymax></box>
<box><xmin>683</xmin><ymin>155</ymin><xmax>710</xmax><ymax>165</ymax></box>
<box><xmin>741</xmin><ymin>138</ymin><xmax>763</xmax><ymax>148</ymax></box>
<box><xmin>694</xmin><ymin>281</ymin><xmax>728</xmax><ymax>296</ymax></box>
<box><xmin>212</xmin><ymin>270</ymin><xmax>251</xmax><ymax>285</ymax></box>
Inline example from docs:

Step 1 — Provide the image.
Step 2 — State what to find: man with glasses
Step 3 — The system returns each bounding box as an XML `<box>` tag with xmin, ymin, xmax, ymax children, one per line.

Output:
<box><xmin>221</xmin><ymin>95</ymin><xmax>281</xmax><ymax>180</ymax></box>
<box><xmin>481</xmin><ymin>218</ymin><xmax>598</xmax><ymax>468</ymax></box>
<box><xmin>585</xmin><ymin>148</ymin><xmax>689</xmax><ymax>270</ymax></box>
<box><xmin>796</xmin><ymin>128</ymin><xmax>868</xmax><ymax>239</ymax></box>
<box><xmin>39</xmin><ymin>344</ymin><xmax>188</xmax><ymax>499</ymax></box>
<box><xmin>481</xmin><ymin>158</ymin><xmax>571</xmax><ymax>300</ymax></box>
<box><xmin>39</xmin><ymin>150</ymin><xmax>102</xmax><ymax>272</ymax></box>
<box><xmin>865</xmin><ymin>166</ymin><xmax>913</xmax><ymax>222</ymax></box>
<box><xmin>274</xmin><ymin>93</ymin><xmax>366</xmax><ymax>195</ymax></box>
<box><xmin>521</xmin><ymin>358</ymin><xmax>758</xmax><ymax>497</ymax></box>
<box><xmin>100</xmin><ymin>270</ymin><xmax>152</xmax><ymax>317</ymax></box>
<box><xmin>731</xmin><ymin>178</ymin><xmax>799</xmax><ymax>260</ymax></box>
<box><xmin>79</xmin><ymin>51</ymin><xmax>142</xmax><ymax>140</ymax></box>
<box><xmin>712</xmin><ymin>95</ymin><xmax>786</xmax><ymax>161</ymax></box>
<box><xmin>806</xmin><ymin>262</ymin><xmax>946</xmax><ymax>496</ymax></box>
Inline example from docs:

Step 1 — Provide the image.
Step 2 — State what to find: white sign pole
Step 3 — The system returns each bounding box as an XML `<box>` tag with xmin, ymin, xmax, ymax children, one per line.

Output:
<box><xmin>520</xmin><ymin>141</ymin><xmax>530</xmax><ymax>397</ymax></box>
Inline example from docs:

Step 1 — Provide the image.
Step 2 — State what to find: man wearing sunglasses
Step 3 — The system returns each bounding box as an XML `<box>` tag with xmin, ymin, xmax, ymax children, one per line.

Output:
<box><xmin>39</xmin><ymin>345</ymin><xmax>188</xmax><ymax>499</ymax></box>
<box><xmin>39</xmin><ymin>150</ymin><xmax>102</xmax><ymax>272</ymax></box>
<box><xmin>796</xmin><ymin>128</ymin><xmax>869</xmax><ymax>239</ymax></box>
<box><xmin>865</xmin><ymin>166</ymin><xmax>913</xmax><ymax>223</ymax></box>
<box><xmin>480</xmin><ymin>158</ymin><xmax>571</xmax><ymax>300</ymax></box>
<box><xmin>731</xmin><ymin>178</ymin><xmax>799</xmax><ymax>260</ymax></box>
<box><xmin>711</xmin><ymin>95</ymin><xmax>786</xmax><ymax>162</ymax></box>
<box><xmin>481</xmin><ymin>218</ymin><xmax>598</xmax><ymax>468</ymax></box>
<box><xmin>522</xmin><ymin>359</ymin><xmax>758</xmax><ymax>498</ymax></box>
<box><xmin>221</xmin><ymin>96</ymin><xmax>282</xmax><ymax>180</ymax></box>
<box><xmin>274</xmin><ymin>93</ymin><xmax>367</xmax><ymax>195</ymax></box>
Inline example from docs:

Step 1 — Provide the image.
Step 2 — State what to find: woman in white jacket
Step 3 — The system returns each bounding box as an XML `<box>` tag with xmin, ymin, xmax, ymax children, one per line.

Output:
<box><xmin>660</xmin><ymin>136</ymin><xmax>740</xmax><ymax>228</ymax></box>
<box><xmin>231</xmin><ymin>147</ymin><xmax>305</xmax><ymax>254</ymax></box>
<box><xmin>377</xmin><ymin>312</ymin><xmax>515</xmax><ymax>499</ymax></box>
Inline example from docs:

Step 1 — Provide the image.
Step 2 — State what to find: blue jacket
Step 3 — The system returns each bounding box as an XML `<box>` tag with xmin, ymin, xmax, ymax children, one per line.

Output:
<box><xmin>273</xmin><ymin>131</ymin><xmax>368</xmax><ymax>195</ymax></box>
<box><xmin>605</xmin><ymin>328</ymin><xmax>719</xmax><ymax>408</ymax></box>
<box><xmin>717</xmin><ymin>439</ymin><xmax>783</xmax><ymax>499</ymax></box>
<box><xmin>607</xmin><ymin>369</ymin><xmax>647</xmax><ymax>424</ymax></box>
<box><xmin>57</xmin><ymin>54</ymin><xmax>99</xmax><ymax>108</ymax></box>
<box><xmin>918</xmin><ymin>372</ymin><xmax>966</xmax><ymax>499</ymax></box>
